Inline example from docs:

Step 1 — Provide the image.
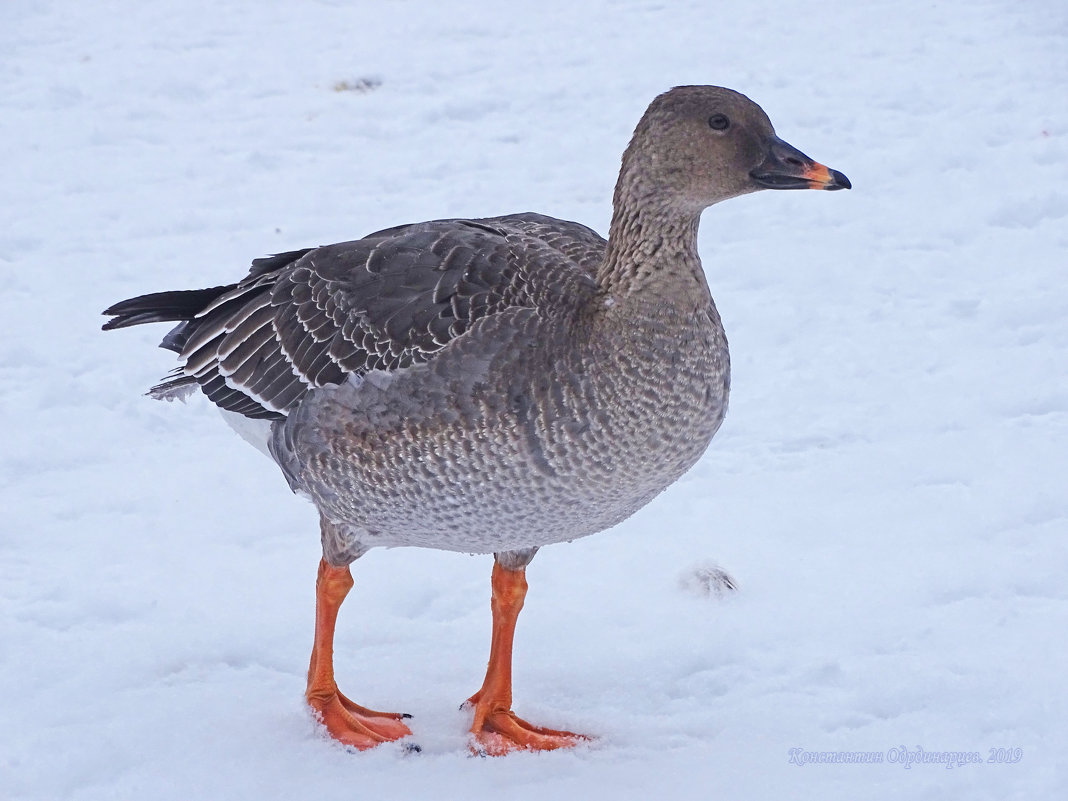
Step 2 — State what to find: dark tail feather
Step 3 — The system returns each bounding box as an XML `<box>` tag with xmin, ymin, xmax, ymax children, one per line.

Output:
<box><xmin>103</xmin><ymin>284</ymin><xmax>236</xmax><ymax>354</ymax></box>
<box><xmin>101</xmin><ymin>286</ymin><xmax>232</xmax><ymax>331</ymax></box>
<box><xmin>102</xmin><ymin>249</ymin><xmax>311</xmax><ymax>333</ymax></box>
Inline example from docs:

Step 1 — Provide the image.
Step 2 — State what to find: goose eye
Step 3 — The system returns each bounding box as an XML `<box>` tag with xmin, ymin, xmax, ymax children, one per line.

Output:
<box><xmin>708</xmin><ymin>114</ymin><xmax>730</xmax><ymax>131</ymax></box>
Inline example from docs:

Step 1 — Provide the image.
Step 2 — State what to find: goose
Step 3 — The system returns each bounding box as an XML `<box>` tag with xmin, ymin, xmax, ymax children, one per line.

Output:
<box><xmin>103</xmin><ymin>85</ymin><xmax>850</xmax><ymax>754</ymax></box>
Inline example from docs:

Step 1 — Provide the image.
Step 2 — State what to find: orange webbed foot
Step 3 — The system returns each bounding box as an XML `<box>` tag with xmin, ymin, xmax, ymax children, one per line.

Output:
<box><xmin>308</xmin><ymin>689</ymin><xmax>413</xmax><ymax>750</ymax></box>
<box><xmin>464</xmin><ymin>694</ymin><xmax>589</xmax><ymax>756</ymax></box>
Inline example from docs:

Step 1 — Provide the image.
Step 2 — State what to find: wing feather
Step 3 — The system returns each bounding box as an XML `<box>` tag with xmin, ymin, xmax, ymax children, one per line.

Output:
<box><xmin>113</xmin><ymin>214</ymin><xmax>604</xmax><ymax>420</ymax></box>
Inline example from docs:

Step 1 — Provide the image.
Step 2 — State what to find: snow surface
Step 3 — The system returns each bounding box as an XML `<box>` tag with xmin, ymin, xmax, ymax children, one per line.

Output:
<box><xmin>2</xmin><ymin>1</ymin><xmax>1066</xmax><ymax>799</ymax></box>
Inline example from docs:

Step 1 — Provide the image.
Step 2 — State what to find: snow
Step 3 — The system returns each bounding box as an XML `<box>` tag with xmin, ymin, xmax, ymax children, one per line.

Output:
<box><xmin>2</xmin><ymin>0</ymin><xmax>1066</xmax><ymax>799</ymax></box>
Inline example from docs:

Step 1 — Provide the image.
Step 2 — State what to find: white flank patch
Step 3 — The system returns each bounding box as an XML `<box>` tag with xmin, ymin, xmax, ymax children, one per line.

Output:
<box><xmin>219</xmin><ymin>408</ymin><xmax>276</xmax><ymax>460</ymax></box>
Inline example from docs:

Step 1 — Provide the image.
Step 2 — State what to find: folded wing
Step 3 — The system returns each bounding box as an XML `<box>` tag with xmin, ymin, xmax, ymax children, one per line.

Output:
<box><xmin>102</xmin><ymin>214</ymin><xmax>605</xmax><ymax>420</ymax></box>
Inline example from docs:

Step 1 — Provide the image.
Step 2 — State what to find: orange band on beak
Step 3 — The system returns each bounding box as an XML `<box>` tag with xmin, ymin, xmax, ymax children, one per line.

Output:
<box><xmin>802</xmin><ymin>162</ymin><xmax>836</xmax><ymax>189</ymax></box>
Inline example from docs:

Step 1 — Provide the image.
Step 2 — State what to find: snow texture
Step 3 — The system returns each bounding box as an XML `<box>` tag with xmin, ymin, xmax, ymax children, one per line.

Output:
<box><xmin>2</xmin><ymin>1</ymin><xmax>1066</xmax><ymax>799</ymax></box>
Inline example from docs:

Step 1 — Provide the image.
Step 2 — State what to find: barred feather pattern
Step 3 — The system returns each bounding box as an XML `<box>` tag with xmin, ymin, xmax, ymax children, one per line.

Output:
<box><xmin>120</xmin><ymin>214</ymin><xmax>605</xmax><ymax>421</ymax></box>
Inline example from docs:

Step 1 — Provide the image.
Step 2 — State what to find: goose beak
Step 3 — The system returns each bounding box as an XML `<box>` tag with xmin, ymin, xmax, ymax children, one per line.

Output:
<box><xmin>750</xmin><ymin>137</ymin><xmax>851</xmax><ymax>191</ymax></box>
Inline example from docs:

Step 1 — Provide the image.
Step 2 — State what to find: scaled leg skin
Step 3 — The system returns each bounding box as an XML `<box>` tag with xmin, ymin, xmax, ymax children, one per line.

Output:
<box><xmin>465</xmin><ymin>553</ymin><xmax>590</xmax><ymax>755</ymax></box>
<box><xmin>306</xmin><ymin>557</ymin><xmax>413</xmax><ymax>749</ymax></box>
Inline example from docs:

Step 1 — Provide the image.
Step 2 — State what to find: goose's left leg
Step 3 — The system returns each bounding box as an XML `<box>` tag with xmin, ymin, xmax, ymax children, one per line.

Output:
<box><xmin>464</xmin><ymin>548</ymin><xmax>591</xmax><ymax>755</ymax></box>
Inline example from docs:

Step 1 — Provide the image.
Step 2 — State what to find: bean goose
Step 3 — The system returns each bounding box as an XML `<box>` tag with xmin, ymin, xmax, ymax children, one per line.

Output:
<box><xmin>103</xmin><ymin>85</ymin><xmax>850</xmax><ymax>754</ymax></box>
